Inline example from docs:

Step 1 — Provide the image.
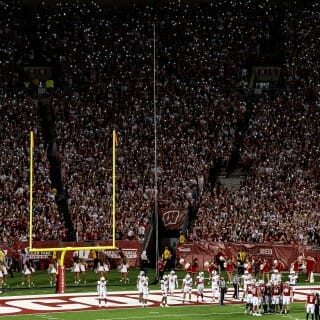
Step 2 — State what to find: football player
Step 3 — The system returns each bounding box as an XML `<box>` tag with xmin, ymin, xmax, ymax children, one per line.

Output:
<box><xmin>168</xmin><ymin>270</ymin><xmax>178</xmax><ymax>295</ymax></box>
<box><xmin>282</xmin><ymin>281</ymin><xmax>293</xmax><ymax>314</ymax></box>
<box><xmin>160</xmin><ymin>275</ymin><xmax>169</xmax><ymax>307</ymax></box>
<box><xmin>209</xmin><ymin>270</ymin><xmax>220</xmax><ymax>302</ymax></box>
<box><xmin>196</xmin><ymin>271</ymin><xmax>205</xmax><ymax>303</ymax></box>
<box><xmin>182</xmin><ymin>273</ymin><xmax>193</xmax><ymax>303</ymax></box>
<box><xmin>97</xmin><ymin>276</ymin><xmax>107</xmax><ymax>307</ymax></box>
<box><xmin>137</xmin><ymin>271</ymin><xmax>146</xmax><ymax>306</ymax></box>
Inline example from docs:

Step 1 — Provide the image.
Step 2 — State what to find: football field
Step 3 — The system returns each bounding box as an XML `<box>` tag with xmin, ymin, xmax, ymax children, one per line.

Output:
<box><xmin>0</xmin><ymin>300</ymin><xmax>310</xmax><ymax>320</ymax></box>
<box><xmin>0</xmin><ymin>269</ymin><xmax>317</xmax><ymax>320</ymax></box>
<box><xmin>0</xmin><ymin>286</ymin><xmax>316</xmax><ymax>320</ymax></box>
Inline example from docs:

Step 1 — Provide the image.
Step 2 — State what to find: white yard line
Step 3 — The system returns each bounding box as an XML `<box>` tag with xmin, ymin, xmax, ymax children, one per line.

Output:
<box><xmin>0</xmin><ymin>285</ymin><xmax>319</xmax><ymax>301</ymax></box>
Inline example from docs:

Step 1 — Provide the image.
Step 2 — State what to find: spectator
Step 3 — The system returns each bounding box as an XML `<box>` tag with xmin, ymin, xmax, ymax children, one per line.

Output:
<box><xmin>0</xmin><ymin>0</ymin><xmax>320</xmax><ymax>254</ymax></box>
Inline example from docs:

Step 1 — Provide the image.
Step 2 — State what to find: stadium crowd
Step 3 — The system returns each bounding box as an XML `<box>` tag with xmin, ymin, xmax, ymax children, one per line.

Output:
<box><xmin>191</xmin><ymin>2</ymin><xmax>320</xmax><ymax>245</ymax></box>
<box><xmin>0</xmin><ymin>0</ymin><xmax>319</xmax><ymax>249</ymax></box>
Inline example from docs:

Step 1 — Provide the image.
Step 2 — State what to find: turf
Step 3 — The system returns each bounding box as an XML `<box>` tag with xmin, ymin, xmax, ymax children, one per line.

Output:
<box><xmin>2</xmin><ymin>268</ymin><xmax>317</xmax><ymax>296</ymax></box>
<box><xmin>2</xmin><ymin>268</ymin><xmax>159</xmax><ymax>296</ymax></box>
<box><xmin>1</xmin><ymin>268</ymin><xmax>317</xmax><ymax>320</ymax></box>
<box><xmin>4</xmin><ymin>302</ymin><xmax>308</xmax><ymax>320</ymax></box>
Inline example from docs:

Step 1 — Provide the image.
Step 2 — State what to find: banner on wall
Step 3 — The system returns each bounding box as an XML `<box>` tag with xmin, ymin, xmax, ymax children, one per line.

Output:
<box><xmin>62</xmin><ymin>241</ymin><xmax>142</xmax><ymax>268</ymax></box>
<box><xmin>159</xmin><ymin>208</ymin><xmax>187</xmax><ymax>230</ymax></box>
<box><xmin>176</xmin><ymin>242</ymin><xmax>320</xmax><ymax>273</ymax></box>
<box><xmin>11</xmin><ymin>240</ymin><xmax>143</xmax><ymax>268</ymax></box>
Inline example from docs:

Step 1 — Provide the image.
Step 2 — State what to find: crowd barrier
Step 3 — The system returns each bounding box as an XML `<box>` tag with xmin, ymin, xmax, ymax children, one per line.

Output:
<box><xmin>176</xmin><ymin>242</ymin><xmax>320</xmax><ymax>272</ymax></box>
<box><xmin>2</xmin><ymin>240</ymin><xmax>320</xmax><ymax>272</ymax></box>
<box><xmin>5</xmin><ymin>240</ymin><xmax>143</xmax><ymax>269</ymax></box>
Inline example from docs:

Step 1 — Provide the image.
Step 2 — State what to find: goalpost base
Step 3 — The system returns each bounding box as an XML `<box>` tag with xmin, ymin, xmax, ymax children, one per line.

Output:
<box><xmin>57</xmin><ymin>265</ymin><xmax>66</xmax><ymax>294</ymax></box>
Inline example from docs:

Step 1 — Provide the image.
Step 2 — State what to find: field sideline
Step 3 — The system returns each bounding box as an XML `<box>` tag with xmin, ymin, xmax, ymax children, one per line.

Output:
<box><xmin>0</xmin><ymin>304</ymin><xmax>311</xmax><ymax>320</ymax></box>
<box><xmin>0</xmin><ymin>269</ymin><xmax>318</xmax><ymax>319</ymax></box>
<box><xmin>0</xmin><ymin>286</ymin><xmax>318</xmax><ymax>319</ymax></box>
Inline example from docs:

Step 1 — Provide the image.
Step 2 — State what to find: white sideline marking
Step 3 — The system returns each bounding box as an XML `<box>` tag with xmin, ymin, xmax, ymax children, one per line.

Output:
<box><xmin>96</xmin><ymin>311</ymin><xmax>243</xmax><ymax>320</ymax></box>
<box><xmin>0</xmin><ymin>285</ymin><xmax>318</xmax><ymax>301</ymax></box>
<box><xmin>0</xmin><ymin>286</ymin><xmax>318</xmax><ymax>316</ymax></box>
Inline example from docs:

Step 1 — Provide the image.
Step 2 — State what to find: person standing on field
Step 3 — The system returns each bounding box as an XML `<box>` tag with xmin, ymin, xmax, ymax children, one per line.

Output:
<box><xmin>306</xmin><ymin>291</ymin><xmax>317</xmax><ymax>320</ymax></box>
<box><xmin>219</xmin><ymin>276</ymin><xmax>227</xmax><ymax>306</ymax></box>
<box><xmin>97</xmin><ymin>276</ymin><xmax>107</xmax><ymax>307</ymax></box>
<box><xmin>162</xmin><ymin>246</ymin><xmax>171</xmax><ymax>271</ymax></box>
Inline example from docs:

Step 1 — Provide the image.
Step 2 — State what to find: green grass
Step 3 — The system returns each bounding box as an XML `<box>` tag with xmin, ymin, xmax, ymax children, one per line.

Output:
<box><xmin>1</xmin><ymin>269</ymin><xmax>317</xmax><ymax>319</ymax></box>
<box><xmin>4</xmin><ymin>302</ymin><xmax>308</xmax><ymax>320</ymax></box>
<box><xmin>2</xmin><ymin>268</ymin><xmax>318</xmax><ymax>296</ymax></box>
<box><xmin>2</xmin><ymin>268</ymin><xmax>160</xmax><ymax>296</ymax></box>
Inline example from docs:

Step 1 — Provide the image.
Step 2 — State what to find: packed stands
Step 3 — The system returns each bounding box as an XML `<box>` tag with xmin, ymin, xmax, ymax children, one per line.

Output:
<box><xmin>0</xmin><ymin>0</ymin><xmax>319</xmax><ymax>249</ymax></box>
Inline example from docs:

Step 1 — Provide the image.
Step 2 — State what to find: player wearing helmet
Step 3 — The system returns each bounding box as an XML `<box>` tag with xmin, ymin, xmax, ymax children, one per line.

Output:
<box><xmin>160</xmin><ymin>275</ymin><xmax>169</xmax><ymax>307</ymax></box>
<box><xmin>196</xmin><ymin>271</ymin><xmax>205</xmax><ymax>303</ymax></box>
<box><xmin>182</xmin><ymin>273</ymin><xmax>193</xmax><ymax>303</ymax></box>
<box><xmin>288</xmin><ymin>271</ymin><xmax>298</xmax><ymax>301</ymax></box>
<box><xmin>271</xmin><ymin>280</ymin><xmax>281</xmax><ymax>313</ymax></box>
<box><xmin>97</xmin><ymin>276</ymin><xmax>107</xmax><ymax>307</ymax></box>
<box><xmin>137</xmin><ymin>271</ymin><xmax>146</xmax><ymax>306</ymax></box>
<box><xmin>142</xmin><ymin>275</ymin><xmax>149</xmax><ymax>307</ymax></box>
<box><xmin>210</xmin><ymin>270</ymin><xmax>220</xmax><ymax>302</ymax></box>
<box><xmin>282</xmin><ymin>282</ymin><xmax>293</xmax><ymax>314</ymax></box>
<box><xmin>306</xmin><ymin>290</ymin><xmax>317</xmax><ymax>320</ymax></box>
<box><xmin>168</xmin><ymin>270</ymin><xmax>178</xmax><ymax>296</ymax></box>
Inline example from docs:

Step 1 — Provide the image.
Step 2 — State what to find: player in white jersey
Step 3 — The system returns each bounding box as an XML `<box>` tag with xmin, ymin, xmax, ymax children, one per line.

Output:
<box><xmin>142</xmin><ymin>277</ymin><xmax>149</xmax><ymax>307</ymax></box>
<box><xmin>182</xmin><ymin>273</ymin><xmax>193</xmax><ymax>303</ymax></box>
<box><xmin>97</xmin><ymin>276</ymin><xmax>107</xmax><ymax>307</ymax></box>
<box><xmin>270</xmin><ymin>270</ymin><xmax>281</xmax><ymax>283</ymax></box>
<box><xmin>137</xmin><ymin>271</ymin><xmax>146</xmax><ymax>305</ymax></box>
<box><xmin>210</xmin><ymin>270</ymin><xmax>220</xmax><ymax>302</ymax></box>
<box><xmin>160</xmin><ymin>275</ymin><xmax>169</xmax><ymax>307</ymax></box>
<box><xmin>288</xmin><ymin>271</ymin><xmax>298</xmax><ymax>301</ymax></box>
<box><xmin>196</xmin><ymin>271</ymin><xmax>205</xmax><ymax>303</ymax></box>
<box><xmin>168</xmin><ymin>270</ymin><xmax>178</xmax><ymax>295</ymax></box>
<box><xmin>288</xmin><ymin>271</ymin><xmax>298</xmax><ymax>286</ymax></box>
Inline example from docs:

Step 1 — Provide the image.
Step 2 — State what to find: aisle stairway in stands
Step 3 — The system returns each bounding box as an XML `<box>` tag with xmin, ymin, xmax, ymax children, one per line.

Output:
<box><xmin>215</xmin><ymin>8</ymin><xmax>286</xmax><ymax>193</ymax></box>
<box><xmin>217</xmin><ymin>168</ymin><xmax>245</xmax><ymax>192</ymax></box>
<box><xmin>37</xmin><ymin>95</ymin><xmax>76</xmax><ymax>241</ymax></box>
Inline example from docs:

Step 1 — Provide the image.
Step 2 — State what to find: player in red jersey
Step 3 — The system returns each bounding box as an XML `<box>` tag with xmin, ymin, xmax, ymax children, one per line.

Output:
<box><xmin>261</xmin><ymin>281</ymin><xmax>272</xmax><ymax>314</ymax></box>
<box><xmin>282</xmin><ymin>282</ymin><xmax>293</xmax><ymax>314</ymax></box>
<box><xmin>305</xmin><ymin>256</ymin><xmax>316</xmax><ymax>282</ymax></box>
<box><xmin>245</xmin><ymin>279</ymin><xmax>254</xmax><ymax>314</ymax></box>
<box><xmin>251</xmin><ymin>282</ymin><xmax>261</xmax><ymax>315</ymax></box>
<box><xmin>208</xmin><ymin>260</ymin><xmax>218</xmax><ymax>276</ymax></box>
<box><xmin>271</xmin><ymin>281</ymin><xmax>281</xmax><ymax>313</ymax></box>
<box><xmin>306</xmin><ymin>291</ymin><xmax>317</xmax><ymax>320</ymax></box>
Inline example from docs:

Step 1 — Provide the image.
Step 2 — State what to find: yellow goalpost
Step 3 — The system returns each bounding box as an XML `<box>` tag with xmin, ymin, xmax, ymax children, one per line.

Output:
<box><xmin>28</xmin><ymin>130</ymin><xmax>118</xmax><ymax>292</ymax></box>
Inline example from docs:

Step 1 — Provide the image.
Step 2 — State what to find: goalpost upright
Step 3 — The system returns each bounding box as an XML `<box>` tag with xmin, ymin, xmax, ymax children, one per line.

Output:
<box><xmin>28</xmin><ymin>130</ymin><xmax>118</xmax><ymax>292</ymax></box>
